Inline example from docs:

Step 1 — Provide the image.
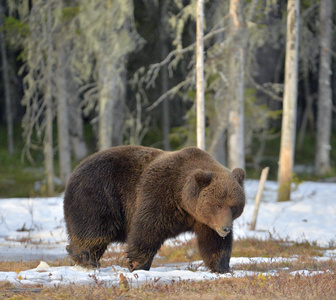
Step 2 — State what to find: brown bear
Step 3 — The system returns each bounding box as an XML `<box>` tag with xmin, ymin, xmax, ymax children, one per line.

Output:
<box><xmin>63</xmin><ymin>145</ymin><xmax>245</xmax><ymax>273</ymax></box>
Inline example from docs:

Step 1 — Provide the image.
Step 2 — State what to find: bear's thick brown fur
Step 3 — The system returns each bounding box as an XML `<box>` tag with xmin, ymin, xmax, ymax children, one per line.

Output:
<box><xmin>63</xmin><ymin>145</ymin><xmax>245</xmax><ymax>273</ymax></box>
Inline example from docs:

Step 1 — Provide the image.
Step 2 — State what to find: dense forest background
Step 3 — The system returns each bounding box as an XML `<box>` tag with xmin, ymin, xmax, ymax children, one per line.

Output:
<box><xmin>0</xmin><ymin>0</ymin><xmax>335</xmax><ymax>197</ymax></box>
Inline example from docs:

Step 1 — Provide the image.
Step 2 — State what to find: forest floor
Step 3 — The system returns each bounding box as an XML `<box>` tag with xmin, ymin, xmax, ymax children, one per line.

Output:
<box><xmin>0</xmin><ymin>239</ymin><xmax>335</xmax><ymax>299</ymax></box>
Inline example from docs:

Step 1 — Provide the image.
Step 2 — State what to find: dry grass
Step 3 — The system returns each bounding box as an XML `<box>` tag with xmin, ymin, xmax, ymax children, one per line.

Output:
<box><xmin>1</xmin><ymin>273</ymin><xmax>335</xmax><ymax>299</ymax></box>
<box><xmin>0</xmin><ymin>238</ymin><xmax>335</xmax><ymax>299</ymax></box>
<box><xmin>232</xmin><ymin>237</ymin><xmax>326</xmax><ymax>257</ymax></box>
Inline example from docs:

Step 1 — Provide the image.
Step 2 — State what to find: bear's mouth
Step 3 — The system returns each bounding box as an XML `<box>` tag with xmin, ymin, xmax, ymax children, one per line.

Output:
<box><xmin>215</xmin><ymin>228</ymin><xmax>230</xmax><ymax>238</ymax></box>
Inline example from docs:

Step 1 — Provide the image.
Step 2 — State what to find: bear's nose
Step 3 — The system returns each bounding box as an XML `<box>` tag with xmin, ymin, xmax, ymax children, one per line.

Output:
<box><xmin>222</xmin><ymin>226</ymin><xmax>232</xmax><ymax>233</ymax></box>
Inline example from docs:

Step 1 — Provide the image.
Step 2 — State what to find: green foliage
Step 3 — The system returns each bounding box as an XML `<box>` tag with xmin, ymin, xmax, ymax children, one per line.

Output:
<box><xmin>61</xmin><ymin>6</ymin><xmax>80</xmax><ymax>21</ymax></box>
<box><xmin>3</xmin><ymin>16</ymin><xmax>29</xmax><ymax>36</ymax></box>
<box><xmin>3</xmin><ymin>16</ymin><xmax>29</xmax><ymax>48</ymax></box>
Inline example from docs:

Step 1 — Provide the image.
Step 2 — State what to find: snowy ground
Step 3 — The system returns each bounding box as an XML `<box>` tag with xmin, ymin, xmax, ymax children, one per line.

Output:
<box><xmin>0</xmin><ymin>180</ymin><xmax>335</xmax><ymax>286</ymax></box>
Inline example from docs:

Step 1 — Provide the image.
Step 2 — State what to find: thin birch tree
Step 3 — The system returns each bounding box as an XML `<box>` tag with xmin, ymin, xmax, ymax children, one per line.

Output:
<box><xmin>277</xmin><ymin>0</ymin><xmax>299</xmax><ymax>202</ymax></box>
<box><xmin>196</xmin><ymin>0</ymin><xmax>205</xmax><ymax>150</ymax></box>
<box><xmin>315</xmin><ymin>0</ymin><xmax>333</xmax><ymax>176</ymax></box>
<box><xmin>227</xmin><ymin>0</ymin><xmax>245</xmax><ymax>169</ymax></box>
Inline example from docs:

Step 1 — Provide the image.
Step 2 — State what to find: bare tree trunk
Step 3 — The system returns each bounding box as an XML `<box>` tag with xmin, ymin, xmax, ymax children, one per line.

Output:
<box><xmin>315</xmin><ymin>0</ymin><xmax>333</xmax><ymax>176</ymax></box>
<box><xmin>66</xmin><ymin>69</ymin><xmax>88</xmax><ymax>161</ymax></box>
<box><xmin>56</xmin><ymin>43</ymin><xmax>71</xmax><ymax>185</ymax></box>
<box><xmin>68</xmin><ymin>101</ymin><xmax>88</xmax><ymax>161</ymax></box>
<box><xmin>196</xmin><ymin>0</ymin><xmax>205</xmax><ymax>150</ymax></box>
<box><xmin>209</xmin><ymin>126</ymin><xmax>226</xmax><ymax>165</ymax></box>
<box><xmin>208</xmin><ymin>13</ymin><xmax>226</xmax><ymax>165</ymax></box>
<box><xmin>161</xmin><ymin>0</ymin><xmax>170</xmax><ymax>150</ymax></box>
<box><xmin>98</xmin><ymin>63</ymin><xmax>113</xmax><ymax>150</ymax></box>
<box><xmin>98</xmin><ymin>60</ymin><xmax>125</xmax><ymax>150</ymax></box>
<box><xmin>277</xmin><ymin>0</ymin><xmax>299</xmax><ymax>202</ymax></box>
<box><xmin>0</xmin><ymin>4</ymin><xmax>14</xmax><ymax>156</ymax></box>
<box><xmin>228</xmin><ymin>0</ymin><xmax>245</xmax><ymax>169</ymax></box>
<box><xmin>44</xmin><ymin>5</ymin><xmax>54</xmax><ymax>196</ymax></box>
<box><xmin>297</xmin><ymin>63</ymin><xmax>314</xmax><ymax>151</ymax></box>
<box><xmin>112</xmin><ymin>65</ymin><xmax>126</xmax><ymax>146</ymax></box>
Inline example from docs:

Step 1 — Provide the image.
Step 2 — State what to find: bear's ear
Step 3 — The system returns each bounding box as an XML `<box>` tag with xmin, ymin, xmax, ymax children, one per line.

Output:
<box><xmin>194</xmin><ymin>169</ymin><xmax>214</xmax><ymax>190</ymax></box>
<box><xmin>232</xmin><ymin>168</ymin><xmax>245</xmax><ymax>186</ymax></box>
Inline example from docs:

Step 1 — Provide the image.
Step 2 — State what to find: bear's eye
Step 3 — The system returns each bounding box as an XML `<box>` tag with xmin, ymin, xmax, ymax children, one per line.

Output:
<box><xmin>216</xmin><ymin>205</ymin><xmax>221</xmax><ymax>210</ymax></box>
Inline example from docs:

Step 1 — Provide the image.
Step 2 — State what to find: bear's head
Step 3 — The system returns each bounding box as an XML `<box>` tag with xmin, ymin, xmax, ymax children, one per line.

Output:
<box><xmin>182</xmin><ymin>168</ymin><xmax>245</xmax><ymax>237</ymax></box>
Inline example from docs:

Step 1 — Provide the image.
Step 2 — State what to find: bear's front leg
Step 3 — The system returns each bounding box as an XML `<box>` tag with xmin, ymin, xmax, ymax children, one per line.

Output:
<box><xmin>194</xmin><ymin>222</ymin><xmax>233</xmax><ymax>273</ymax></box>
<box><xmin>126</xmin><ymin>223</ymin><xmax>164</xmax><ymax>272</ymax></box>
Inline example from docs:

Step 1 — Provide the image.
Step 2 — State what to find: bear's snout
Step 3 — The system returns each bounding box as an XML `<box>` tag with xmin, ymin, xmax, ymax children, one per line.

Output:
<box><xmin>215</xmin><ymin>225</ymin><xmax>232</xmax><ymax>238</ymax></box>
<box><xmin>222</xmin><ymin>225</ymin><xmax>232</xmax><ymax>233</ymax></box>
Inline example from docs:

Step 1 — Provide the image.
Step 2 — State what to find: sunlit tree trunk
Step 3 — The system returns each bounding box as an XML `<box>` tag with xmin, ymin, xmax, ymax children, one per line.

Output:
<box><xmin>277</xmin><ymin>0</ymin><xmax>299</xmax><ymax>202</ymax></box>
<box><xmin>0</xmin><ymin>4</ymin><xmax>13</xmax><ymax>156</ymax></box>
<box><xmin>315</xmin><ymin>0</ymin><xmax>333</xmax><ymax>176</ymax></box>
<box><xmin>196</xmin><ymin>0</ymin><xmax>205</xmax><ymax>150</ymax></box>
<box><xmin>227</xmin><ymin>0</ymin><xmax>245</xmax><ymax>169</ymax></box>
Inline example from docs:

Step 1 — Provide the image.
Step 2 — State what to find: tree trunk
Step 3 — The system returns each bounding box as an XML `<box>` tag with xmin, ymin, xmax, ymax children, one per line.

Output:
<box><xmin>44</xmin><ymin>6</ymin><xmax>55</xmax><ymax>196</ymax></box>
<box><xmin>196</xmin><ymin>0</ymin><xmax>205</xmax><ymax>150</ymax></box>
<box><xmin>66</xmin><ymin>69</ymin><xmax>88</xmax><ymax>161</ymax></box>
<box><xmin>98</xmin><ymin>63</ymin><xmax>113</xmax><ymax>150</ymax></box>
<box><xmin>209</xmin><ymin>125</ymin><xmax>226</xmax><ymax>165</ymax></box>
<box><xmin>0</xmin><ymin>4</ymin><xmax>14</xmax><ymax>156</ymax></box>
<box><xmin>56</xmin><ymin>42</ymin><xmax>71</xmax><ymax>185</ymax></box>
<box><xmin>161</xmin><ymin>0</ymin><xmax>170</xmax><ymax>151</ymax></box>
<box><xmin>315</xmin><ymin>0</ymin><xmax>333</xmax><ymax>176</ymax></box>
<box><xmin>277</xmin><ymin>0</ymin><xmax>299</xmax><ymax>202</ymax></box>
<box><xmin>227</xmin><ymin>0</ymin><xmax>245</xmax><ymax>169</ymax></box>
<box><xmin>297</xmin><ymin>64</ymin><xmax>314</xmax><ymax>151</ymax></box>
<box><xmin>98</xmin><ymin>60</ymin><xmax>125</xmax><ymax>150</ymax></box>
<box><xmin>68</xmin><ymin>100</ymin><xmax>88</xmax><ymax>161</ymax></box>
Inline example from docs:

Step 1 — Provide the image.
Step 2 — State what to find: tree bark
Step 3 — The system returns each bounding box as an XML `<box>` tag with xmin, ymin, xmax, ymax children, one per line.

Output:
<box><xmin>228</xmin><ymin>0</ymin><xmax>245</xmax><ymax>169</ymax></box>
<box><xmin>98</xmin><ymin>59</ymin><xmax>125</xmax><ymax>150</ymax></box>
<box><xmin>315</xmin><ymin>0</ymin><xmax>333</xmax><ymax>176</ymax></box>
<box><xmin>56</xmin><ymin>42</ymin><xmax>71</xmax><ymax>185</ymax></box>
<box><xmin>66</xmin><ymin>69</ymin><xmax>88</xmax><ymax>161</ymax></box>
<box><xmin>196</xmin><ymin>0</ymin><xmax>205</xmax><ymax>150</ymax></box>
<box><xmin>0</xmin><ymin>4</ymin><xmax>14</xmax><ymax>156</ymax></box>
<box><xmin>277</xmin><ymin>0</ymin><xmax>299</xmax><ymax>202</ymax></box>
<box><xmin>297</xmin><ymin>63</ymin><xmax>314</xmax><ymax>151</ymax></box>
<box><xmin>44</xmin><ymin>5</ymin><xmax>55</xmax><ymax>196</ymax></box>
<box><xmin>209</xmin><ymin>125</ymin><xmax>226</xmax><ymax>165</ymax></box>
<box><xmin>161</xmin><ymin>0</ymin><xmax>170</xmax><ymax>151</ymax></box>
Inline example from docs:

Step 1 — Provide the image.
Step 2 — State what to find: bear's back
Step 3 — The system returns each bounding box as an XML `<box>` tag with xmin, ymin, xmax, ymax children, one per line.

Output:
<box><xmin>64</xmin><ymin>146</ymin><xmax>164</xmax><ymax>208</ymax></box>
<box><xmin>68</xmin><ymin>145</ymin><xmax>163</xmax><ymax>181</ymax></box>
